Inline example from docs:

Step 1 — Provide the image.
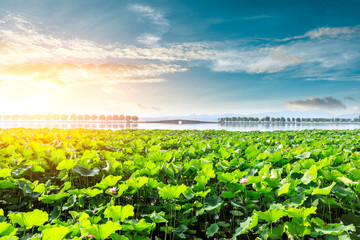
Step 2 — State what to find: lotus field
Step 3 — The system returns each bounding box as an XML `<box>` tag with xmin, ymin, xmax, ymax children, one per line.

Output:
<box><xmin>1</xmin><ymin>128</ymin><xmax>360</xmax><ymax>239</ymax></box>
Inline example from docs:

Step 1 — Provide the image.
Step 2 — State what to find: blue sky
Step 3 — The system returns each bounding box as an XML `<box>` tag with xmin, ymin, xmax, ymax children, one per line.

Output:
<box><xmin>0</xmin><ymin>0</ymin><xmax>359</xmax><ymax>116</ymax></box>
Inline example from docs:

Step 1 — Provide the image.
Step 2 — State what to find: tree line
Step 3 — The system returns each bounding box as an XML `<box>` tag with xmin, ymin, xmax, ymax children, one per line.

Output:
<box><xmin>219</xmin><ymin>116</ymin><xmax>360</xmax><ymax>123</ymax></box>
<box><xmin>0</xmin><ymin>114</ymin><xmax>139</xmax><ymax>122</ymax></box>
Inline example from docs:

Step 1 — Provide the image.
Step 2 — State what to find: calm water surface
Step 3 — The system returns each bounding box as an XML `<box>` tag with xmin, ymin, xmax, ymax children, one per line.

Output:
<box><xmin>0</xmin><ymin>121</ymin><xmax>359</xmax><ymax>131</ymax></box>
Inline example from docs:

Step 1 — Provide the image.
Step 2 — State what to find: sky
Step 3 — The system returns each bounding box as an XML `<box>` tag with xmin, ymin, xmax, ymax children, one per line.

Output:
<box><xmin>0</xmin><ymin>0</ymin><xmax>360</xmax><ymax>117</ymax></box>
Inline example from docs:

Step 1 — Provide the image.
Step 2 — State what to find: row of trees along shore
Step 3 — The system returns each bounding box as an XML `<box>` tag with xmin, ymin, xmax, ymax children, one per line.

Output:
<box><xmin>0</xmin><ymin>114</ymin><xmax>139</xmax><ymax>122</ymax></box>
<box><xmin>219</xmin><ymin>116</ymin><xmax>360</xmax><ymax>123</ymax></box>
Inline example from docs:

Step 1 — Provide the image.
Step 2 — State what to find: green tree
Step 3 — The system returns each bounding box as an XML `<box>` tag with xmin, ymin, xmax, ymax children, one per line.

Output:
<box><xmin>99</xmin><ymin>115</ymin><xmax>106</xmax><ymax>121</ymax></box>
<box><xmin>52</xmin><ymin>114</ymin><xmax>60</xmax><ymax>121</ymax></box>
<box><xmin>61</xmin><ymin>114</ymin><xmax>68</xmax><ymax>121</ymax></box>
<box><xmin>131</xmin><ymin>115</ymin><xmax>139</xmax><ymax>121</ymax></box>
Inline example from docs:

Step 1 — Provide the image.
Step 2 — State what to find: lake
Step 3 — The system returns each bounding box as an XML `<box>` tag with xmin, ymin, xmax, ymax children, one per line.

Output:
<box><xmin>0</xmin><ymin>121</ymin><xmax>359</xmax><ymax>131</ymax></box>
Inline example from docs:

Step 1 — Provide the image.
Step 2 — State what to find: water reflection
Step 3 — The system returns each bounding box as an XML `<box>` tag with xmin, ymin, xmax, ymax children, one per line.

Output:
<box><xmin>0</xmin><ymin>121</ymin><xmax>137</xmax><ymax>130</ymax></box>
<box><xmin>0</xmin><ymin>121</ymin><xmax>359</xmax><ymax>131</ymax></box>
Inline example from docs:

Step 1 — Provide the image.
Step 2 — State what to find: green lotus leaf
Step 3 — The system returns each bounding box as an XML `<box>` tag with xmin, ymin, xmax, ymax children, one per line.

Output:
<box><xmin>149</xmin><ymin>151</ymin><xmax>172</xmax><ymax>162</ymax></box>
<box><xmin>33</xmin><ymin>183</ymin><xmax>46</xmax><ymax>194</ymax></box>
<box><xmin>257</xmin><ymin>208</ymin><xmax>286</xmax><ymax>223</ymax></box>
<box><xmin>278</xmin><ymin>183</ymin><xmax>291</xmax><ymax>196</ymax></box>
<box><xmin>85</xmin><ymin>188</ymin><xmax>103</xmax><ymax>197</ymax></box>
<box><xmin>301</xmin><ymin>165</ymin><xmax>317</xmax><ymax>185</ymax></box>
<box><xmin>61</xmin><ymin>182</ymin><xmax>72</xmax><ymax>192</ymax></box>
<box><xmin>0</xmin><ymin>222</ymin><xmax>17</xmax><ymax>237</ymax></box>
<box><xmin>56</xmin><ymin>159</ymin><xmax>77</xmax><ymax>171</ymax></box>
<box><xmin>337</xmin><ymin>176</ymin><xmax>357</xmax><ymax>187</ymax></box>
<box><xmin>268</xmin><ymin>151</ymin><xmax>282</xmax><ymax>162</ymax></box>
<box><xmin>295</xmin><ymin>152</ymin><xmax>311</xmax><ymax>160</ymax></box>
<box><xmin>147</xmin><ymin>178</ymin><xmax>160</xmax><ymax>189</ymax></box>
<box><xmin>206</xmin><ymin>223</ymin><xmax>219</xmax><ymax>238</ymax></box>
<box><xmin>220</xmin><ymin>191</ymin><xmax>235</xmax><ymax>199</ymax></box>
<box><xmin>84</xmin><ymin>221</ymin><xmax>122</xmax><ymax>240</ymax></box>
<box><xmin>0</xmin><ymin>180</ymin><xmax>16</xmax><ymax>189</ymax></box>
<box><xmin>195</xmin><ymin>189</ymin><xmax>211</xmax><ymax>198</ymax></box>
<box><xmin>95</xmin><ymin>175</ymin><xmax>122</xmax><ymax>190</ymax></box>
<box><xmin>0</xmin><ymin>168</ymin><xmax>12</xmax><ymax>178</ymax></box>
<box><xmin>146</xmin><ymin>211</ymin><xmax>168</xmax><ymax>223</ymax></box>
<box><xmin>232</xmin><ymin>214</ymin><xmax>258</xmax><ymax>239</ymax></box>
<box><xmin>73</xmin><ymin>165</ymin><xmax>99</xmax><ymax>177</ymax></box>
<box><xmin>349</xmin><ymin>168</ymin><xmax>360</xmax><ymax>180</ymax></box>
<box><xmin>122</xmin><ymin>219</ymin><xmax>154</xmax><ymax>232</ymax></box>
<box><xmin>158</xmin><ymin>184</ymin><xmax>187</xmax><ymax>199</ymax></box>
<box><xmin>183</xmin><ymin>188</ymin><xmax>195</xmax><ymax>200</ymax></box>
<box><xmin>126</xmin><ymin>177</ymin><xmax>148</xmax><ymax>190</ymax></box>
<box><xmin>315</xmin><ymin>223</ymin><xmax>355</xmax><ymax>236</ymax></box>
<box><xmin>31</xmin><ymin>163</ymin><xmax>45</xmax><ymax>173</ymax></box>
<box><xmin>104</xmin><ymin>205</ymin><xmax>134</xmax><ymax>222</ymax></box>
<box><xmin>284</xmin><ymin>194</ymin><xmax>307</xmax><ymax>208</ymax></box>
<box><xmin>219</xmin><ymin>148</ymin><xmax>231</xmax><ymax>159</ymax></box>
<box><xmin>285</xmin><ymin>220</ymin><xmax>311</xmax><ymax>237</ymax></box>
<box><xmin>42</xmin><ymin>226</ymin><xmax>70</xmax><ymax>240</ymax></box>
<box><xmin>287</xmin><ymin>206</ymin><xmax>317</xmax><ymax>219</ymax></box>
<box><xmin>39</xmin><ymin>192</ymin><xmax>69</xmax><ymax>203</ymax></box>
<box><xmin>311</xmin><ymin>182</ymin><xmax>336</xmax><ymax>195</ymax></box>
<box><xmin>204</xmin><ymin>196</ymin><xmax>222</xmax><ymax>211</ymax></box>
<box><xmin>8</xmin><ymin>209</ymin><xmax>48</xmax><ymax>229</ymax></box>
<box><xmin>217</xmin><ymin>172</ymin><xmax>237</xmax><ymax>183</ymax></box>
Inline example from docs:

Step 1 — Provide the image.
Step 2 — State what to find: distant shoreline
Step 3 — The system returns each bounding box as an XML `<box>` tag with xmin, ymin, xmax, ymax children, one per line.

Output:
<box><xmin>1</xmin><ymin>119</ymin><xmax>360</xmax><ymax>125</ymax></box>
<box><xmin>139</xmin><ymin>119</ymin><xmax>218</xmax><ymax>124</ymax></box>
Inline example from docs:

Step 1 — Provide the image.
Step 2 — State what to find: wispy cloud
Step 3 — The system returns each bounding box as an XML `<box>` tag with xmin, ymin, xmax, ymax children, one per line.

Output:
<box><xmin>242</xmin><ymin>15</ymin><xmax>272</xmax><ymax>20</ymax></box>
<box><xmin>211</xmin><ymin>26</ymin><xmax>360</xmax><ymax>79</ymax></box>
<box><xmin>304</xmin><ymin>25</ymin><xmax>360</xmax><ymax>39</ymax></box>
<box><xmin>0</xmin><ymin>62</ymin><xmax>184</xmax><ymax>90</ymax></box>
<box><xmin>134</xmin><ymin>103</ymin><xmax>160</xmax><ymax>110</ymax></box>
<box><xmin>0</xmin><ymin>15</ymin><xmax>214</xmax><ymax>63</ymax></box>
<box><xmin>129</xmin><ymin>4</ymin><xmax>169</xmax><ymax>27</ymax></box>
<box><xmin>1</xmin><ymin>14</ymin><xmax>359</xmax><ymax>89</ymax></box>
<box><xmin>129</xmin><ymin>3</ymin><xmax>170</xmax><ymax>47</ymax></box>
<box><xmin>286</xmin><ymin>96</ymin><xmax>347</xmax><ymax>111</ymax></box>
<box><xmin>136</xmin><ymin>33</ymin><xmax>162</xmax><ymax>47</ymax></box>
<box><xmin>0</xmin><ymin>15</ymin><xmax>188</xmax><ymax>90</ymax></box>
<box><xmin>212</xmin><ymin>46</ymin><xmax>303</xmax><ymax>73</ymax></box>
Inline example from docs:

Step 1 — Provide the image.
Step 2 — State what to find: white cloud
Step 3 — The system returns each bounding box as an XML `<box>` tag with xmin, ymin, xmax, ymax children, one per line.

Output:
<box><xmin>0</xmin><ymin>15</ymin><xmax>215</xmax><ymax>64</ymax></box>
<box><xmin>1</xmin><ymin>14</ymin><xmax>359</xmax><ymax>85</ymax></box>
<box><xmin>129</xmin><ymin>3</ymin><xmax>170</xmax><ymax>47</ymax></box>
<box><xmin>0</xmin><ymin>15</ymin><xmax>191</xmax><ymax>90</ymax></box>
<box><xmin>212</xmin><ymin>46</ymin><xmax>303</xmax><ymax>73</ymax></box>
<box><xmin>211</xmin><ymin>31</ymin><xmax>360</xmax><ymax>77</ymax></box>
<box><xmin>304</xmin><ymin>25</ymin><xmax>360</xmax><ymax>39</ymax></box>
<box><xmin>133</xmin><ymin>103</ymin><xmax>161</xmax><ymax>110</ymax></box>
<box><xmin>129</xmin><ymin>4</ymin><xmax>169</xmax><ymax>28</ymax></box>
<box><xmin>136</xmin><ymin>33</ymin><xmax>161</xmax><ymax>47</ymax></box>
<box><xmin>0</xmin><ymin>62</ymin><xmax>183</xmax><ymax>90</ymax></box>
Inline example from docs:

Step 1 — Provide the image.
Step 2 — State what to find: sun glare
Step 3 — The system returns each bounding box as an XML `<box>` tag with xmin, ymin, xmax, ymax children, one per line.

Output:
<box><xmin>0</xmin><ymin>84</ymin><xmax>62</xmax><ymax>114</ymax></box>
